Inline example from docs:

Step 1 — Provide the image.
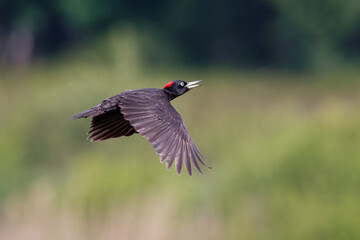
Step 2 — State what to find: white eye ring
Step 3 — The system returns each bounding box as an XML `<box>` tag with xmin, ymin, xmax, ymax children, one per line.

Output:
<box><xmin>180</xmin><ymin>82</ymin><xmax>185</xmax><ymax>87</ymax></box>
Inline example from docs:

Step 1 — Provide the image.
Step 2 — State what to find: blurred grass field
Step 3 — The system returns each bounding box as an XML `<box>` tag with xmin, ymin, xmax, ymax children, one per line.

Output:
<box><xmin>0</xmin><ymin>34</ymin><xmax>360</xmax><ymax>239</ymax></box>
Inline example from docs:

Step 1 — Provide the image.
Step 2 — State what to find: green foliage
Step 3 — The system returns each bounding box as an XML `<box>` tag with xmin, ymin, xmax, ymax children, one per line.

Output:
<box><xmin>1</xmin><ymin>0</ymin><xmax>360</xmax><ymax>69</ymax></box>
<box><xmin>271</xmin><ymin>0</ymin><xmax>360</xmax><ymax>69</ymax></box>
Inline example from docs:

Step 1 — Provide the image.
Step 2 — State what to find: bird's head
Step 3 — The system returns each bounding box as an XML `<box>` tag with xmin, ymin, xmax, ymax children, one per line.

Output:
<box><xmin>163</xmin><ymin>80</ymin><xmax>202</xmax><ymax>99</ymax></box>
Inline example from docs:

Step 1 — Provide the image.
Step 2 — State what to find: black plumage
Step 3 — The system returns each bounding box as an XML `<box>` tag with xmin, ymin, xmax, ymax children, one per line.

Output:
<box><xmin>69</xmin><ymin>80</ymin><xmax>207</xmax><ymax>176</ymax></box>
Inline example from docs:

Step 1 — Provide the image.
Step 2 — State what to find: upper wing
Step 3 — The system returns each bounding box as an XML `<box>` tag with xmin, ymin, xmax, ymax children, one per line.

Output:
<box><xmin>119</xmin><ymin>90</ymin><xmax>207</xmax><ymax>176</ymax></box>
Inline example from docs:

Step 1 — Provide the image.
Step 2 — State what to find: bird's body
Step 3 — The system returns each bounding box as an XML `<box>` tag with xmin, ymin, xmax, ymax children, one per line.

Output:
<box><xmin>70</xmin><ymin>80</ymin><xmax>206</xmax><ymax>176</ymax></box>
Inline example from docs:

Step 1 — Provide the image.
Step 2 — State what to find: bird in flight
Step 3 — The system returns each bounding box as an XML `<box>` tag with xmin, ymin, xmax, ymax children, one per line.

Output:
<box><xmin>69</xmin><ymin>80</ymin><xmax>207</xmax><ymax>176</ymax></box>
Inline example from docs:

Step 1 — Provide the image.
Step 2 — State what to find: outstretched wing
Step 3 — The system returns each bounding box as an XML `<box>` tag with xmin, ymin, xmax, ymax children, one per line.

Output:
<box><xmin>87</xmin><ymin>110</ymin><xmax>136</xmax><ymax>141</ymax></box>
<box><xmin>69</xmin><ymin>95</ymin><xmax>136</xmax><ymax>141</ymax></box>
<box><xmin>119</xmin><ymin>90</ymin><xmax>207</xmax><ymax>176</ymax></box>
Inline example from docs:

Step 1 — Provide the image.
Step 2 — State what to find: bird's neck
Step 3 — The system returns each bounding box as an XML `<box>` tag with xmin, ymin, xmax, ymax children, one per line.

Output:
<box><xmin>163</xmin><ymin>89</ymin><xmax>179</xmax><ymax>101</ymax></box>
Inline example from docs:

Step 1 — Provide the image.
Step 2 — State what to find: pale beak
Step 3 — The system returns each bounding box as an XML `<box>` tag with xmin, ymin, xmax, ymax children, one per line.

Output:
<box><xmin>186</xmin><ymin>80</ymin><xmax>202</xmax><ymax>89</ymax></box>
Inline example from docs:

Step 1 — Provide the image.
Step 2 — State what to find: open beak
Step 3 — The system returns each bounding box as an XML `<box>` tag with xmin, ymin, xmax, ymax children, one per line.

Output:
<box><xmin>186</xmin><ymin>80</ymin><xmax>202</xmax><ymax>89</ymax></box>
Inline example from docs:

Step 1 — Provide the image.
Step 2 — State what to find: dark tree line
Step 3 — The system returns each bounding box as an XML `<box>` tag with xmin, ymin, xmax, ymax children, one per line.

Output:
<box><xmin>1</xmin><ymin>0</ymin><xmax>360</xmax><ymax>69</ymax></box>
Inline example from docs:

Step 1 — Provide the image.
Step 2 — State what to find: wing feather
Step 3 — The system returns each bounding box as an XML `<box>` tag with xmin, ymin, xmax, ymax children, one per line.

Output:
<box><xmin>174</xmin><ymin>140</ymin><xmax>183</xmax><ymax>175</ymax></box>
<box><xmin>189</xmin><ymin>145</ymin><xmax>203</xmax><ymax>174</ymax></box>
<box><xmin>84</xmin><ymin>108</ymin><xmax>137</xmax><ymax>142</ymax></box>
<box><xmin>159</xmin><ymin>131</ymin><xmax>178</xmax><ymax>163</ymax></box>
<box><xmin>119</xmin><ymin>89</ymin><xmax>207</xmax><ymax>175</ymax></box>
<box><xmin>165</xmin><ymin>134</ymin><xmax>181</xmax><ymax>170</ymax></box>
<box><xmin>89</xmin><ymin>119</ymin><xmax>128</xmax><ymax>136</ymax></box>
<box><xmin>183</xmin><ymin>142</ymin><xmax>192</xmax><ymax>176</ymax></box>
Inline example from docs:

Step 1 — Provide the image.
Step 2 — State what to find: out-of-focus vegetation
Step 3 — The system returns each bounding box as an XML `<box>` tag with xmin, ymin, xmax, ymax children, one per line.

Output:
<box><xmin>1</xmin><ymin>0</ymin><xmax>360</xmax><ymax>238</ymax></box>
<box><xmin>0</xmin><ymin>31</ymin><xmax>360</xmax><ymax>239</ymax></box>
<box><xmin>1</xmin><ymin>0</ymin><xmax>360</xmax><ymax>70</ymax></box>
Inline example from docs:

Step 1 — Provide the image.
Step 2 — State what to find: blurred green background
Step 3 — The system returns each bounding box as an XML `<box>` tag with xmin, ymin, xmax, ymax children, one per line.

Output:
<box><xmin>1</xmin><ymin>0</ymin><xmax>360</xmax><ymax>239</ymax></box>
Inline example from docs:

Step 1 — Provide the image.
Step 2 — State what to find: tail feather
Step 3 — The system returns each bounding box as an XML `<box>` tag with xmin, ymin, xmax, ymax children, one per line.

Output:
<box><xmin>69</xmin><ymin>108</ymin><xmax>97</xmax><ymax>120</ymax></box>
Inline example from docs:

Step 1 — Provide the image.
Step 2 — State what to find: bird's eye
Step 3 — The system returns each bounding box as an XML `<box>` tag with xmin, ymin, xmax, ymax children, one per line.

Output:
<box><xmin>180</xmin><ymin>82</ymin><xmax>185</xmax><ymax>87</ymax></box>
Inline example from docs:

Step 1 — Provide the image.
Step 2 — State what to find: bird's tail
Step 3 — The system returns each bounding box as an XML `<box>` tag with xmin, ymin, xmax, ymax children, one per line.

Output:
<box><xmin>68</xmin><ymin>108</ymin><xmax>96</xmax><ymax>120</ymax></box>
